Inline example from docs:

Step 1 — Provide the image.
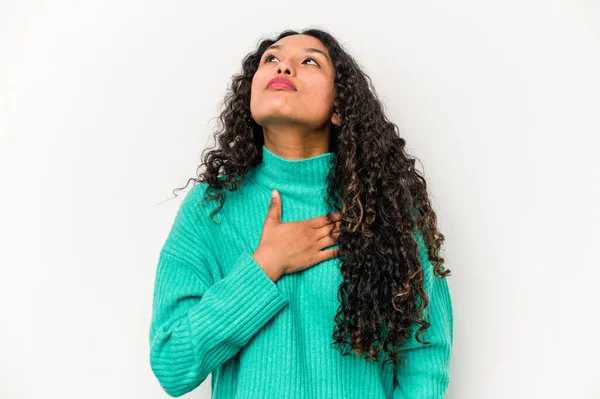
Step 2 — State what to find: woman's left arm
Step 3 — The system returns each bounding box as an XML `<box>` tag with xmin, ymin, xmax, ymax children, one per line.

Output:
<box><xmin>393</xmin><ymin>233</ymin><xmax>454</xmax><ymax>399</ymax></box>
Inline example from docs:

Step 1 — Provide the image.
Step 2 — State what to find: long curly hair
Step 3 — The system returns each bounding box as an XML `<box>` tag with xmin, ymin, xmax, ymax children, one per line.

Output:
<box><xmin>173</xmin><ymin>27</ymin><xmax>451</xmax><ymax>375</ymax></box>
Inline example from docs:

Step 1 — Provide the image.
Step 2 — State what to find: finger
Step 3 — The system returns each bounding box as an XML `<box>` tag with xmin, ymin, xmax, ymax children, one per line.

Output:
<box><xmin>316</xmin><ymin>247</ymin><xmax>340</xmax><ymax>263</ymax></box>
<box><xmin>310</xmin><ymin>212</ymin><xmax>341</xmax><ymax>229</ymax></box>
<box><xmin>323</xmin><ymin>212</ymin><xmax>342</xmax><ymax>225</ymax></box>
<box><xmin>317</xmin><ymin>222</ymin><xmax>341</xmax><ymax>239</ymax></box>
<box><xmin>318</xmin><ymin>232</ymin><xmax>341</xmax><ymax>248</ymax></box>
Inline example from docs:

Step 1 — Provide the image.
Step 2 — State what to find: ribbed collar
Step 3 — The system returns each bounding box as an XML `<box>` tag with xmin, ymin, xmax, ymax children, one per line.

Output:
<box><xmin>251</xmin><ymin>144</ymin><xmax>335</xmax><ymax>196</ymax></box>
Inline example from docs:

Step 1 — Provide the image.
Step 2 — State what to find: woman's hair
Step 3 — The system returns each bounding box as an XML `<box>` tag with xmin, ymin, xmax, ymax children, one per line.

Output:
<box><xmin>173</xmin><ymin>27</ymin><xmax>451</xmax><ymax>374</ymax></box>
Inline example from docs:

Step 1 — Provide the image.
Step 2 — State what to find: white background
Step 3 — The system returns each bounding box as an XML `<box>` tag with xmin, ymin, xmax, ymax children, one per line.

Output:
<box><xmin>1</xmin><ymin>1</ymin><xmax>599</xmax><ymax>398</ymax></box>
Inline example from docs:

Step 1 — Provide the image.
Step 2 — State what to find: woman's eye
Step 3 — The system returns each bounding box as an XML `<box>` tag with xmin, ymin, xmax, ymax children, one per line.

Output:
<box><xmin>264</xmin><ymin>54</ymin><xmax>319</xmax><ymax>66</ymax></box>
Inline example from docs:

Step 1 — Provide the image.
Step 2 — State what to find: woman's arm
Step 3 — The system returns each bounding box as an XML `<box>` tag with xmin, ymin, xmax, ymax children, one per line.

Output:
<box><xmin>149</xmin><ymin>185</ymin><xmax>289</xmax><ymax>397</ymax></box>
<box><xmin>393</xmin><ymin>231</ymin><xmax>454</xmax><ymax>399</ymax></box>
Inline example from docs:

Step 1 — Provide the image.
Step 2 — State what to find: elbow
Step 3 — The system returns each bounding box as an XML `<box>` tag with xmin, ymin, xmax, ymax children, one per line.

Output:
<box><xmin>149</xmin><ymin>336</ymin><xmax>209</xmax><ymax>397</ymax></box>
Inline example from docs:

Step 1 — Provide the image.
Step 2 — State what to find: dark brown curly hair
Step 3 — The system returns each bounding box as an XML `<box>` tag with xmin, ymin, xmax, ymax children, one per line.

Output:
<box><xmin>172</xmin><ymin>27</ymin><xmax>451</xmax><ymax>375</ymax></box>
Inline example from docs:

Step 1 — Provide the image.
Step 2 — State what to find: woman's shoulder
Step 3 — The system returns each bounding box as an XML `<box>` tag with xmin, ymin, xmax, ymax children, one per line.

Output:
<box><xmin>181</xmin><ymin>176</ymin><xmax>254</xmax><ymax>223</ymax></box>
<box><xmin>171</xmin><ymin>182</ymin><xmax>206</xmax><ymax>223</ymax></box>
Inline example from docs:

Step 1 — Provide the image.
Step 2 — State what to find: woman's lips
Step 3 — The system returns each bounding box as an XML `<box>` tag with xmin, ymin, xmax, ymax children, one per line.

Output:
<box><xmin>268</xmin><ymin>82</ymin><xmax>295</xmax><ymax>90</ymax></box>
<box><xmin>267</xmin><ymin>77</ymin><xmax>297</xmax><ymax>90</ymax></box>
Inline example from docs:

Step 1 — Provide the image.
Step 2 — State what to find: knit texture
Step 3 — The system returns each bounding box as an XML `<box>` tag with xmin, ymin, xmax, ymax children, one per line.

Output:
<box><xmin>149</xmin><ymin>144</ymin><xmax>454</xmax><ymax>398</ymax></box>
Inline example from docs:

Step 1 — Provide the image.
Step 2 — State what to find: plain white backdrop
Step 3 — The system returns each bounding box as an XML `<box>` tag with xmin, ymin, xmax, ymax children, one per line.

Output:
<box><xmin>1</xmin><ymin>0</ymin><xmax>599</xmax><ymax>398</ymax></box>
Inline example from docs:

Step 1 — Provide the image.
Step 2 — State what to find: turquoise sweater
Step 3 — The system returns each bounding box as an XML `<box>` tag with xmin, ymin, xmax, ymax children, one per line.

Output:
<box><xmin>149</xmin><ymin>144</ymin><xmax>454</xmax><ymax>398</ymax></box>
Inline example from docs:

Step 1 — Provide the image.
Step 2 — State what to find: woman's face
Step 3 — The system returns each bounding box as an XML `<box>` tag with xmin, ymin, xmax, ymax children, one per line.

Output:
<box><xmin>250</xmin><ymin>34</ymin><xmax>340</xmax><ymax>130</ymax></box>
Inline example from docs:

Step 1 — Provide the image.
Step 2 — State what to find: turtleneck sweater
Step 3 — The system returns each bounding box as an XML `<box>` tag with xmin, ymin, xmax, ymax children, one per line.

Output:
<box><xmin>149</xmin><ymin>144</ymin><xmax>454</xmax><ymax>398</ymax></box>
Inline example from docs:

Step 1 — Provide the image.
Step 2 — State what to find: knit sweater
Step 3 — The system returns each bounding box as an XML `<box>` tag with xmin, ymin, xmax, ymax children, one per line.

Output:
<box><xmin>149</xmin><ymin>144</ymin><xmax>454</xmax><ymax>398</ymax></box>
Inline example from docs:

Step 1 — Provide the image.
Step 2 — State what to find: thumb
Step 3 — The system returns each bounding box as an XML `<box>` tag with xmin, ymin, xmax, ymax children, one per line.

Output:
<box><xmin>265</xmin><ymin>189</ymin><xmax>282</xmax><ymax>224</ymax></box>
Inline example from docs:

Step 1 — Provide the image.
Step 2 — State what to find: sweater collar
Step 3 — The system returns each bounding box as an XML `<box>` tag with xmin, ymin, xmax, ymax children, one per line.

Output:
<box><xmin>251</xmin><ymin>144</ymin><xmax>334</xmax><ymax>195</ymax></box>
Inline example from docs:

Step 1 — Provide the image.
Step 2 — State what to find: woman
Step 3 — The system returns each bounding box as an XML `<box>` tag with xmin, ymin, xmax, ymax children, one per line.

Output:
<box><xmin>149</xmin><ymin>28</ymin><xmax>453</xmax><ymax>398</ymax></box>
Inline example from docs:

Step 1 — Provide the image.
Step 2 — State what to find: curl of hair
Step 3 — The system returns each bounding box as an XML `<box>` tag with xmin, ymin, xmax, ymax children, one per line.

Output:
<box><xmin>172</xmin><ymin>27</ymin><xmax>451</xmax><ymax>375</ymax></box>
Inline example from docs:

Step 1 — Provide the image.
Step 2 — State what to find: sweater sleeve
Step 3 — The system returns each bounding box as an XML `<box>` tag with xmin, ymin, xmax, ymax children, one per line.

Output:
<box><xmin>393</xmin><ymin>231</ymin><xmax>454</xmax><ymax>399</ymax></box>
<box><xmin>148</xmin><ymin>185</ymin><xmax>290</xmax><ymax>397</ymax></box>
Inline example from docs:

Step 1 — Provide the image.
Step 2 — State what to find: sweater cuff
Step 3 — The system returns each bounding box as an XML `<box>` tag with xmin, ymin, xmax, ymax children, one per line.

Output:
<box><xmin>187</xmin><ymin>251</ymin><xmax>289</xmax><ymax>350</ymax></box>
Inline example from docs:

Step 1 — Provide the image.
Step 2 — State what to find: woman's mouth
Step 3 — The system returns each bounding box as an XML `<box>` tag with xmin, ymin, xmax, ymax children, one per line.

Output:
<box><xmin>267</xmin><ymin>77</ymin><xmax>297</xmax><ymax>90</ymax></box>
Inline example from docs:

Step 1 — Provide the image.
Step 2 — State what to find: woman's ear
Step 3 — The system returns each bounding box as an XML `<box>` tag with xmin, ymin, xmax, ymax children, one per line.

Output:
<box><xmin>331</xmin><ymin>111</ymin><xmax>342</xmax><ymax>126</ymax></box>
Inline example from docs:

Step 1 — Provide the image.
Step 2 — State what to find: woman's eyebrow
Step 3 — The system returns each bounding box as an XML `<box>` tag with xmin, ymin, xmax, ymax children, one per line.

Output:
<box><xmin>265</xmin><ymin>44</ymin><xmax>330</xmax><ymax>62</ymax></box>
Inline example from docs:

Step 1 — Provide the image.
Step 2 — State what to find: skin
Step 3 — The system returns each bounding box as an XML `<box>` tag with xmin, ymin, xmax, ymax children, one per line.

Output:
<box><xmin>250</xmin><ymin>34</ymin><xmax>343</xmax><ymax>281</ymax></box>
<box><xmin>250</xmin><ymin>34</ymin><xmax>341</xmax><ymax>159</ymax></box>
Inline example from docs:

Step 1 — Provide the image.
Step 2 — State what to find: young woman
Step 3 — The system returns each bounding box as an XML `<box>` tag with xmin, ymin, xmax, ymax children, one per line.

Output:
<box><xmin>149</xmin><ymin>28</ymin><xmax>453</xmax><ymax>399</ymax></box>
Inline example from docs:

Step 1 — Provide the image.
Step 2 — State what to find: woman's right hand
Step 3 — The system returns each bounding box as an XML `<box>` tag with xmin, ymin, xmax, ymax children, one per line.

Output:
<box><xmin>252</xmin><ymin>189</ymin><xmax>342</xmax><ymax>282</ymax></box>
